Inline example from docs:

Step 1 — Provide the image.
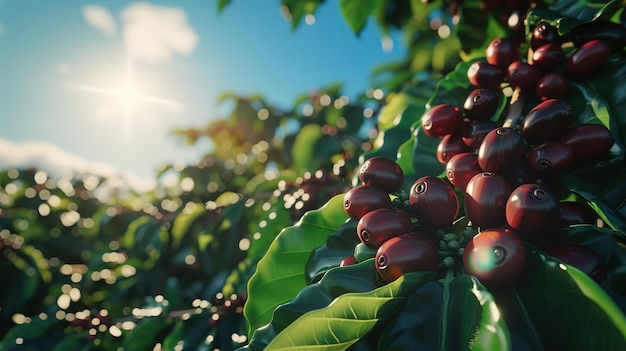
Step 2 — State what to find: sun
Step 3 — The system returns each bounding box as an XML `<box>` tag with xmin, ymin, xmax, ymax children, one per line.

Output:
<box><xmin>65</xmin><ymin>57</ymin><xmax>179</xmax><ymax>137</ymax></box>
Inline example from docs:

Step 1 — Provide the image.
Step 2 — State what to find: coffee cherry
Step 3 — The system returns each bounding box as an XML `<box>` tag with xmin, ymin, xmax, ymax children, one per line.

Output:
<box><xmin>507</xmin><ymin>61</ymin><xmax>540</xmax><ymax>91</ymax></box>
<box><xmin>421</xmin><ymin>104</ymin><xmax>463</xmax><ymax>138</ymax></box>
<box><xmin>478</xmin><ymin>127</ymin><xmax>525</xmax><ymax>175</ymax></box>
<box><xmin>446</xmin><ymin>153</ymin><xmax>483</xmax><ymax>190</ymax></box>
<box><xmin>465</xmin><ymin>172</ymin><xmax>511</xmax><ymax>229</ymax></box>
<box><xmin>463</xmin><ymin>88</ymin><xmax>500</xmax><ymax>121</ymax></box>
<box><xmin>357</xmin><ymin>208</ymin><xmax>413</xmax><ymax>249</ymax></box>
<box><xmin>559</xmin><ymin>201</ymin><xmax>597</xmax><ymax>226</ymax></box>
<box><xmin>527</xmin><ymin>141</ymin><xmax>574</xmax><ymax>173</ymax></box>
<box><xmin>530</xmin><ymin>22</ymin><xmax>560</xmax><ymax>50</ymax></box>
<box><xmin>544</xmin><ymin>243</ymin><xmax>606</xmax><ymax>281</ymax></box>
<box><xmin>486</xmin><ymin>37</ymin><xmax>519</xmax><ymax>69</ymax></box>
<box><xmin>566</xmin><ymin>39</ymin><xmax>611</xmax><ymax>79</ymax></box>
<box><xmin>359</xmin><ymin>157</ymin><xmax>404</xmax><ymax>192</ymax></box>
<box><xmin>462</xmin><ymin>228</ymin><xmax>526</xmax><ymax>288</ymax></box>
<box><xmin>410</xmin><ymin>176</ymin><xmax>459</xmax><ymax>229</ymax></box>
<box><xmin>375</xmin><ymin>233</ymin><xmax>440</xmax><ymax>282</ymax></box>
<box><xmin>467</xmin><ymin>61</ymin><xmax>505</xmax><ymax>89</ymax></box>
<box><xmin>462</xmin><ymin>120</ymin><xmax>496</xmax><ymax>150</ymax></box>
<box><xmin>344</xmin><ymin>185</ymin><xmax>392</xmax><ymax>220</ymax></box>
<box><xmin>535</xmin><ymin>73</ymin><xmax>568</xmax><ymax>101</ymax></box>
<box><xmin>559</xmin><ymin>123</ymin><xmax>614</xmax><ymax>164</ymax></box>
<box><xmin>505</xmin><ymin>183</ymin><xmax>560</xmax><ymax>241</ymax></box>
<box><xmin>437</xmin><ymin>134</ymin><xmax>470</xmax><ymax>164</ymax></box>
<box><xmin>521</xmin><ymin>99</ymin><xmax>573</xmax><ymax>145</ymax></box>
<box><xmin>340</xmin><ymin>255</ymin><xmax>359</xmax><ymax>267</ymax></box>
<box><xmin>532</xmin><ymin>43</ymin><xmax>565</xmax><ymax>72</ymax></box>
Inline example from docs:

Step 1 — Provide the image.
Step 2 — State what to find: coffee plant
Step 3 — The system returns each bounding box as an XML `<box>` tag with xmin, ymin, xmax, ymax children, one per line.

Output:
<box><xmin>2</xmin><ymin>0</ymin><xmax>626</xmax><ymax>350</ymax></box>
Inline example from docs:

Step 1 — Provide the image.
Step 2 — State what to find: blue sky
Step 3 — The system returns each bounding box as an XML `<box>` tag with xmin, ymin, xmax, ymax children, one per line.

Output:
<box><xmin>0</xmin><ymin>1</ymin><xmax>406</xmax><ymax>190</ymax></box>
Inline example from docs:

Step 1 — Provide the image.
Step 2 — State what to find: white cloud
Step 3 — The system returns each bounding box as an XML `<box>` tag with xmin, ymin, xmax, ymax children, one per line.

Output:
<box><xmin>82</xmin><ymin>5</ymin><xmax>117</xmax><ymax>36</ymax></box>
<box><xmin>120</xmin><ymin>2</ymin><xmax>199</xmax><ymax>62</ymax></box>
<box><xmin>0</xmin><ymin>138</ymin><xmax>156</xmax><ymax>194</ymax></box>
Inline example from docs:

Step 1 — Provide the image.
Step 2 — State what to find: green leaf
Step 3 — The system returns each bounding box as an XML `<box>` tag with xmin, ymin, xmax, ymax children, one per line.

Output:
<box><xmin>264</xmin><ymin>271</ymin><xmax>435</xmax><ymax>350</ymax></box>
<box><xmin>380</xmin><ymin>274</ymin><xmax>510</xmax><ymax>350</ymax></box>
<box><xmin>339</xmin><ymin>0</ymin><xmax>380</xmax><ymax>34</ymax></box>
<box><xmin>412</xmin><ymin>126</ymin><xmax>444</xmax><ymax>178</ymax></box>
<box><xmin>122</xmin><ymin>316</ymin><xmax>172</xmax><ymax>351</ymax></box>
<box><xmin>305</xmin><ymin>220</ymin><xmax>360</xmax><ymax>283</ymax></box>
<box><xmin>515</xmin><ymin>247</ymin><xmax>626</xmax><ymax>350</ymax></box>
<box><xmin>244</xmin><ymin>195</ymin><xmax>349</xmax><ymax>335</ymax></box>
<box><xmin>170</xmin><ymin>202</ymin><xmax>206</xmax><ymax>250</ymax></box>
<box><xmin>291</xmin><ymin>124</ymin><xmax>324</xmax><ymax>173</ymax></box>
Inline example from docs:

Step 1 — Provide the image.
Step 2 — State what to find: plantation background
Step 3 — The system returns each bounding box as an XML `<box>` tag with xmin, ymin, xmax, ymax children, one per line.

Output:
<box><xmin>2</xmin><ymin>0</ymin><xmax>626</xmax><ymax>350</ymax></box>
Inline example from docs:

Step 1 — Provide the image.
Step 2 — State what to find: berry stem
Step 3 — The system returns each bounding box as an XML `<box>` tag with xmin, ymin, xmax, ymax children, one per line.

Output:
<box><xmin>502</xmin><ymin>87</ymin><xmax>524</xmax><ymax>128</ymax></box>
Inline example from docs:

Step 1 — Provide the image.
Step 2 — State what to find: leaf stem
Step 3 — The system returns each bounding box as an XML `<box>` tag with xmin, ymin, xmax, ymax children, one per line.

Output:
<box><xmin>502</xmin><ymin>87</ymin><xmax>524</xmax><ymax>128</ymax></box>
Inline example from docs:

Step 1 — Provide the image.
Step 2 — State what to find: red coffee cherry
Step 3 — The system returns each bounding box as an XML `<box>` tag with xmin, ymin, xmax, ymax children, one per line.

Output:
<box><xmin>530</xmin><ymin>22</ymin><xmax>560</xmax><ymax>50</ymax></box>
<box><xmin>507</xmin><ymin>61</ymin><xmax>540</xmax><ymax>91</ymax></box>
<box><xmin>437</xmin><ymin>134</ymin><xmax>470</xmax><ymax>164</ymax></box>
<box><xmin>344</xmin><ymin>185</ymin><xmax>392</xmax><ymax>220</ymax></box>
<box><xmin>446</xmin><ymin>153</ymin><xmax>483</xmax><ymax>190</ymax></box>
<box><xmin>375</xmin><ymin>233</ymin><xmax>439</xmax><ymax>282</ymax></box>
<box><xmin>544</xmin><ymin>243</ymin><xmax>606</xmax><ymax>282</ymax></box>
<box><xmin>505</xmin><ymin>183</ymin><xmax>560</xmax><ymax>241</ymax></box>
<box><xmin>478</xmin><ymin>127</ymin><xmax>525</xmax><ymax>175</ymax></box>
<box><xmin>521</xmin><ymin>99</ymin><xmax>573</xmax><ymax>145</ymax></box>
<box><xmin>566</xmin><ymin>39</ymin><xmax>611</xmax><ymax>79</ymax></box>
<box><xmin>467</xmin><ymin>61</ymin><xmax>505</xmax><ymax>89</ymax></box>
<box><xmin>409</xmin><ymin>176</ymin><xmax>459</xmax><ymax>229</ymax></box>
<box><xmin>486</xmin><ymin>37</ymin><xmax>519</xmax><ymax>69</ymax></box>
<box><xmin>532</xmin><ymin>43</ymin><xmax>565</xmax><ymax>72</ymax></box>
<box><xmin>527</xmin><ymin>141</ymin><xmax>574</xmax><ymax>173</ymax></box>
<box><xmin>359</xmin><ymin>157</ymin><xmax>404</xmax><ymax>193</ymax></box>
<box><xmin>462</xmin><ymin>120</ymin><xmax>496</xmax><ymax>150</ymax></box>
<box><xmin>535</xmin><ymin>73</ymin><xmax>568</xmax><ymax>101</ymax></box>
<box><xmin>463</xmin><ymin>88</ymin><xmax>500</xmax><ymax>121</ymax></box>
<box><xmin>340</xmin><ymin>255</ymin><xmax>359</xmax><ymax>267</ymax></box>
<box><xmin>421</xmin><ymin>104</ymin><xmax>463</xmax><ymax>138</ymax></box>
<box><xmin>464</xmin><ymin>172</ymin><xmax>511</xmax><ymax>229</ymax></box>
<box><xmin>357</xmin><ymin>208</ymin><xmax>413</xmax><ymax>249</ymax></box>
<box><xmin>559</xmin><ymin>123</ymin><xmax>614</xmax><ymax>164</ymax></box>
<box><xmin>463</xmin><ymin>228</ymin><xmax>526</xmax><ymax>288</ymax></box>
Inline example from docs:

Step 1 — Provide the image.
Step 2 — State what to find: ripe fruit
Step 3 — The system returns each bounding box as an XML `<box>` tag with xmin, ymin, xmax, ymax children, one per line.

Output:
<box><xmin>535</xmin><ymin>73</ymin><xmax>568</xmax><ymax>101</ymax></box>
<box><xmin>344</xmin><ymin>185</ymin><xmax>392</xmax><ymax>220</ymax></box>
<box><xmin>437</xmin><ymin>134</ymin><xmax>470</xmax><ymax>164</ymax></box>
<box><xmin>340</xmin><ymin>255</ymin><xmax>359</xmax><ymax>267</ymax></box>
<box><xmin>446</xmin><ymin>153</ymin><xmax>483</xmax><ymax>190</ymax></box>
<box><xmin>463</xmin><ymin>88</ymin><xmax>500</xmax><ymax>121</ymax></box>
<box><xmin>544</xmin><ymin>243</ymin><xmax>607</xmax><ymax>282</ymax></box>
<box><xmin>527</xmin><ymin>141</ymin><xmax>574</xmax><ymax>173</ymax></box>
<box><xmin>467</xmin><ymin>61</ymin><xmax>505</xmax><ymax>89</ymax></box>
<box><xmin>521</xmin><ymin>99</ymin><xmax>573</xmax><ymax>145</ymax></box>
<box><xmin>507</xmin><ymin>61</ymin><xmax>540</xmax><ymax>91</ymax></box>
<box><xmin>409</xmin><ymin>176</ymin><xmax>459</xmax><ymax>229</ymax></box>
<box><xmin>462</xmin><ymin>228</ymin><xmax>526</xmax><ymax>288</ymax></box>
<box><xmin>530</xmin><ymin>22</ymin><xmax>560</xmax><ymax>50</ymax></box>
<box><xmin>569</xmin><ymin>19</ymin><xmax>626</xmax><ymax>53</ymax></box>
<box><xmin>505</xmin><ymin>183</ymin><xmax>560</xmax><ymax>241</ymax></box>
<box><xmin>357</xmin><ymin>208</ymin><xmax>413</xmax><ymax>249</ymax></box>
<box><xmin>421</xmin><ymin>104</ymin><xmax>463</xmax><ymax>138</ymax></box>
<box><xmin>559</xmin><ymin>201</ymin><xmax>597</xmax><ymax>226</ymax></box>
<box><xmin>566</xmin><ymin>39</ymin><xmax>611</xmax><ymax>78</ymax></box>
<box><xmin>559</xmin><ymin>123</ymin><xmax>614</xmax><ymax>164</ymax></box>
<box><xmin>375</xmin><ymin>233</ymin><xmax>439</xmax><ymax>282</ymax></box>
<box><xmin>532</xmin><ymin>43</ymin><xmax>565</xmax><ymax>72</ymax></box>
<box><xmin>478</xmin><ymin>127</ymin><xmax>525</xmax><ymax>175</ymax></box>
<box><xmin>359</xmin><ymin>157</ymin><xmax>404</xmax><ymax>192</ymax></box>
<box><xmin>486</xmin><ymin>37</ymin><xmax>519</xmax><ymax>69</ymax></box>
<box><xmin>462</xmin><ymin>120</ymin><xmax>496</xmax><ymax>150</ymax></box>
<box><xmin>465</xmin><ymin>172</ymin><xmax>511</xmax><ymax>229</ymax></box>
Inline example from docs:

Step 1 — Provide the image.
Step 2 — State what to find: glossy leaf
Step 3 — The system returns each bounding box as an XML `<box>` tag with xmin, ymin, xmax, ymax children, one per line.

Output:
<box><xmin>264</xmin><ymin>271</ymin><xmax>435</xmax><ymax>350</ymax></box>
<box><xmin>305</xmin><ymin>220</ymin><xmax>360</xmax><ymax>283</ymax></box>
<box><xmin>515</xmin><ymin>247</ymin><xmax>626</xmax><ymax>350</ymax></box>
<box><xmin>244</xmin><ymin>195</ymin><xmax>349</xmax><ymax>335</ymax></box>
<box><xmin>379</xmin><ymin>274</ymin><xmax>510</xmax><ymax>350</ymax></box>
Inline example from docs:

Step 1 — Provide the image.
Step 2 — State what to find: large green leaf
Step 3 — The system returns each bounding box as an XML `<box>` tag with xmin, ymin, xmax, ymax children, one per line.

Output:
<box><xmin>515</xmin><ymin>247</ymin><xmax>626</xmax><ymax>350</ymax></box>
<box><xmin>305</xmin><ymin>220</ymin><xmax>360</xmax><ymax>283</ymax></box>
<box><xmin>244</xmin><ymin>195</ymin><xmax>349</xmax><ymax>335</ymax></box>
<box><xmin>339</xmin><ymin>0</ymin><xmax>380</xmax><ymax>35</ymax></box>
<box><xmin>264</xmin><ymin>271</ymin><xmax>435</xmax><ymax>350</ymax></box>
<box><xmin>379</xmin><ymin>274</ymin><xmax>510</xmax><ymax>350</ymax></box>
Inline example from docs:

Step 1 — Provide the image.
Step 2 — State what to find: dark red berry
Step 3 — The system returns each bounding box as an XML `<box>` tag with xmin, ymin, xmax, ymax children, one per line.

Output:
<box><xmin>527</xmin><ymin>141</ymin><xmax>574</xmax><ymax>173</ymax></box>
<box><xmin>467</xmin><ymin>61</ymin><xmax>505</xmax><ymax>89</ymax></box>
<box><xmin>478</xmin><ymin>127</ymin><xmax>525</xmax><ymax>175</ymax></box>
<box><xmin>357</xmin><ymin>208</ymin><xmax>413</xmax><ymax>249</ymax></box>
<box><xmin>462</xmin><ymin>120</ymin><xmax>496</xmax><ymax>150</ymax></box>
<box><xmin>375</xmin><ymin>233</ymin><xmax>439</xmax><ymax>282</ymax></box>
<box><xmin>535</xmin><ymin>73</ymin><xmax>568</xmax><ymax>101</ymax></box>
<box><xmin>446</xmin><ymin>153</ymin><xmax>483</xmax><ymax>190</ymax></box>
<box><xmin>463</xmin><ymin>228</ymin><xmax>526</xmax><ymax>288</ymax></box>
<box><xmin>566</xmin><ymin>39</ymin><xmax>611</xmax><ymax>79</ymax></box>
<box><xmin>507</xmin><ymin>61</ymin><xmax>540</xmax><ymax>91</ymax></box>
<box><xmin>463</xmin><ymin>88</ymin><xmax>500</xmax><ymax>121</ymax></box>
<box><xmin>531</xmin><ymin>22</ymin><xmax>560</xmax><ymax>50</ymax></box>
<box><xmin>340</xmin><ymin>255</ymin><xmax>359</xmax><ymax>267</ymax></box>
<box><xmin>544</xmin><ymin>243</ymin><xmax>606</xmax><ymax>282</ymax></box>
<box><xmin>359</xmin><ymin>157</ymin><xmax>404</xmax><ymax>192</ymax></box>
<box><xmin>532</xmin><ymin>43</ymin><xmax>565</xmax><ymax>72</ymax></box>
<box><xmin>505</xmin><ymin>183</ymin><xmax>560</xmax><ymax>241</ymax></box>
<box><xmin>409</xmin><ymin>176</ymin><xmax>459</xmax><ymax>229</ymax></box>
<box><xmin>437</xmin><ymin>134</ymin><xmax>470</xmax><ymax>164</ymax></box>
<box><xmin>569</xmin><ymin>19</ymin><xmax>626</xmax><ymax>53</ymax></box>
<box><xmin>465</xmin><ymin>172</ymin><xmax>511</xmax><ymax>229</ymax></box>
<box><xmin>344</xmin><ymin>185</ymin><xmax>392</xmax><ymax>220</ymax></box>
<box><xmin>486</xmin><ymin>37</ymin><xmax>519</xmax><ymax>69</ymax></box>
<box><xmin>521</xmin><ymin>99</ymin><xmax>573</xmax><ymax>145</ymax></box>
<box><xmin>559</xmin><ymin>123</ymin><xmax>614</xmax><ymax>164</ymax></box>
<box><xmin>421</xmin><ymin>104</ymin><xmax>463</xmax><ymax>138</ymax></box>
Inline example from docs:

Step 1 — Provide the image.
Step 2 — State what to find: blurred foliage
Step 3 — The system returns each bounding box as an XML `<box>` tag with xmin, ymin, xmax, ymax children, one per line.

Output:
<box><xmin>2</xmin><ymin>0</ymin><xmax>626</xmax><ymax>350</ymax></box>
